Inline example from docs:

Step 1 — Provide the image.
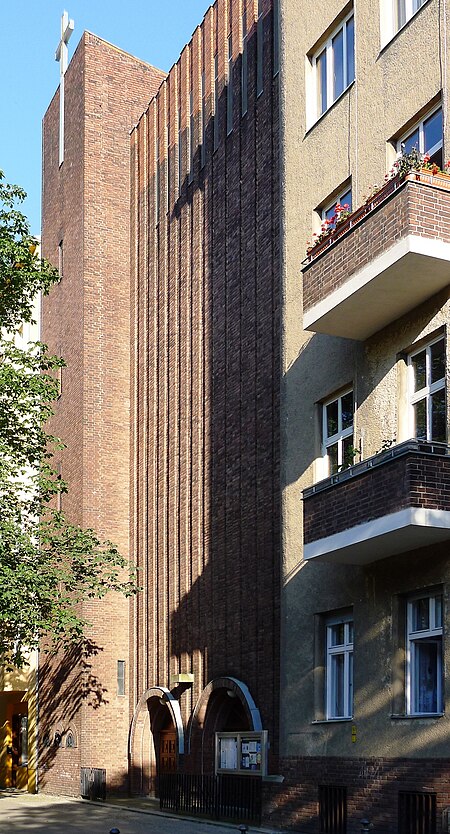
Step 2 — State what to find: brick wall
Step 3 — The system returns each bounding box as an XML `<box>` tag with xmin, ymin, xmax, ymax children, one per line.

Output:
<box><xmin>304</xmin><ymin>448</ymin><xmax>450</xmax><ymax>545</ymax></box>
<box><xmin>302</xmin><ymin>179</ymin><xmax>450</xmax><ymax>313</ymax></box>
<box><xmin>131</xmin><ymin>0</ymin><xmax>281</xmax><ymax>776</ymax></box>
<box><xmin>263</xmin><ymin>755</ymin><xmax>450</xmax><ymax>834</ymax></box>
<box><xmin>41</xmin><ymin>33</ymin><xmax>165</xmax><ymax>796</ymax></box>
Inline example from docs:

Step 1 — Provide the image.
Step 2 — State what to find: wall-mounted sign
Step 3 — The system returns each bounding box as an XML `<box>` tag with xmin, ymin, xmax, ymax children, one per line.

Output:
<box><xmin>216</xmin><ymin>730</ymin><xmax>268</xmax><ymax>776</ymax></box>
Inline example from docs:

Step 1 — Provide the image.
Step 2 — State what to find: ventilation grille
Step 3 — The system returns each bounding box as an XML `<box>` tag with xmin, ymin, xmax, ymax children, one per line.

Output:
<box><xmin>319</xmin><ymin>785</ymin><xmax>347</xmax><ymax>834</ymax></box>
<box><xmin>399</xmin><ymin>791</ymin><xmax>437</xmax><ymax>834</ymax></box>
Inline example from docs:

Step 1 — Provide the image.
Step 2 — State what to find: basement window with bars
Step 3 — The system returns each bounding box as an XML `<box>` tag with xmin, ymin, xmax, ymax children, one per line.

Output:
<box><xmin>319</xmin><ymin>785</ymin><xmax>347</xmax><ymax>834</ymax></box>
<box><xmin>398</xmin><ymin>791</ymin><xmax>436</xmax><ymax>834</ymax></box>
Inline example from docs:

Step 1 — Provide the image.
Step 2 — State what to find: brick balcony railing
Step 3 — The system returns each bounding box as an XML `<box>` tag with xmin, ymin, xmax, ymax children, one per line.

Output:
<box><xmin>302</xmin><ymin>172</ymin><xmax>450</xmax><ymax>340</ymax></box>
<box><xmin>303</xmin><ymin>440</ymin><xmax>450</xmax><ymax>564</ymax></box>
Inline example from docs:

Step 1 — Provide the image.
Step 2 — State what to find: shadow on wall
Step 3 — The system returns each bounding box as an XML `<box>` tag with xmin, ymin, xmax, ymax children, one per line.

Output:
<box><xmin>38</xmin><ymin>639</ymin><xmax>108</xmax><ymax>779</ymax></box>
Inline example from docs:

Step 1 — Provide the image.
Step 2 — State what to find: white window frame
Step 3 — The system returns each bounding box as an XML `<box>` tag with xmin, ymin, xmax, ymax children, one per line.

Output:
<box><xmin>381</xmin><ymin>0</ymin><xmax>427</xmax><ymax>45</ymax></box>
<box><xmin>397</xmin><ymin>105</ymin><xmax>443</xmax><ymax>164</ymax></box>
<box><xmin>407</xmin><ymin>335</ymin><xmax>446</xmax><ymax>443</ymax></box>
<box><xmin>326</xmin><ymin>614</ymin><xmax>353</xmax><ymax>720</ymax></box>
<box><xmin>321</xmin><ymin>186</ymin><xmax>352</xmax><ymax>224</ymax></box>
<box><xmin>406</xmin><ymin>592</ymin><xmax>443</xmax><ymax>716</ymax></box>
<box><xmin>396</xmin><ymin>0</ymin><xmax>427</xmax><ymax>32</ymax></box>
<box><xmin>312</xmin><ymin>11</ymin><xmax>355</xmax><ymax>121</ymax></box>
<box><xmin>322</xmin><ymin>388</ymin><xmax>354</xmax><ymax>476</ymax></box>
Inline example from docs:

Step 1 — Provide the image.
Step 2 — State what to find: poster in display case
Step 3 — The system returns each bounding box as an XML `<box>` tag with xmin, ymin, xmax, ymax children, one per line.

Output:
<box><xmin>216</xmin><ymin>730</ymin><xmax>267</xmax><ymax>776</ymax></box>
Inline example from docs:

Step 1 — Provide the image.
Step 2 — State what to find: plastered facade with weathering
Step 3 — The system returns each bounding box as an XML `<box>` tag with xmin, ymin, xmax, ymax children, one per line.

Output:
<box><xmin>278</xmin><ymin>0</ymin><xmax>450</xmax><ymax>829</ymax></box>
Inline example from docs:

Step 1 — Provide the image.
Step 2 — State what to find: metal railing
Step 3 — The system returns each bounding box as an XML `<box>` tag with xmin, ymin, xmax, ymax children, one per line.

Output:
<box><xmin>159</xmin><ymin>772</ymin><xmax>262</xmax><ymax>823</ymax></box>
<box><xmin>304</xmin><ymin>439</ymin><xmax>450</xmax><ymax>498</ymax></box>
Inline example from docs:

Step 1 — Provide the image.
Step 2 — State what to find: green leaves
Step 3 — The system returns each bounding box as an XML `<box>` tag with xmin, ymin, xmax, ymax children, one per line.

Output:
<box><xmin>0</xmin><ymin>171</ymin><xmax>135</xmax><ymax>668</ymax></box>
<box><xmin>0</xmin><ymin>170</ymin><xmax>57</xmax><ymax>331</ymax></box>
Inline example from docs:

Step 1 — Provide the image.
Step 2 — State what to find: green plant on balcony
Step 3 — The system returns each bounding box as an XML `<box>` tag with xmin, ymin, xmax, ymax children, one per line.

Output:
<box><xmin>305</xmin><ymin>149</ymin><xmax>450</xmax><ymax>258</ymax></box>
<box><xmin>306</xmin><ymin>202</ymin><xmax>351</xmax><ymax>254</ymax></box>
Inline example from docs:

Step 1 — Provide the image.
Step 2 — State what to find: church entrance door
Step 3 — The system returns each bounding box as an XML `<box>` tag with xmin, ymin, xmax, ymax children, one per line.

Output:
<box><xmin>159</xmin><ymin>729</ymin><xmax>176</xmax><ymax>773</ymax></box>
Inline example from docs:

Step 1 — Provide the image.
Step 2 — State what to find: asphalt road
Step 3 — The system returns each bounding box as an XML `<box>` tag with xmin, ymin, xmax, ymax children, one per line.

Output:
<box><xmin>0</xmin><ymin>792</ymin><xmax>253</xmax><ymax>834</ymax></box>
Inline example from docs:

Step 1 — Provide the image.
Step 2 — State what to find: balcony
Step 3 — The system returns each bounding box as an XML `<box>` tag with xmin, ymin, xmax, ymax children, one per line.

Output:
<box><xmin>302</xmin><ymin>171</ymin><xmax>450</xmax><ymax>340</ymax></box>
<box><xmin>303</xmin><ymin>440</ymin><xmax>450</xmax><ymax>565</ymax></box>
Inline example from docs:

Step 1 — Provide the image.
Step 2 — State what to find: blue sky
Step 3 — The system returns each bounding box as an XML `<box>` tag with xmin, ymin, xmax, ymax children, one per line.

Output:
<box><xmin>0</xmin><ymin>0</ymin><xmax>210</xmax><ymax>234</ymax></box>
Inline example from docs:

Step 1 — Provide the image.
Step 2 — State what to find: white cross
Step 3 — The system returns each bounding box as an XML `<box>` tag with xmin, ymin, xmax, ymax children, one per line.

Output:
<box><xmin>55</xmin><ymin>11</ymin><xmax>74</xmax><ymax>165</ymax></box>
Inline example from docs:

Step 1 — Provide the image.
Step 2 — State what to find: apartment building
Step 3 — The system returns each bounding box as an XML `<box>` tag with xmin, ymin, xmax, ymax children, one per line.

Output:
<box><xmin>40</xmin><ymin>0</ymin><xmax>450</xmax><ymax>831</ymax></box>
<box><xmin>278</xmin><ymin>0</ymin><xmax>450</xmax><ymax>831</ymax></box>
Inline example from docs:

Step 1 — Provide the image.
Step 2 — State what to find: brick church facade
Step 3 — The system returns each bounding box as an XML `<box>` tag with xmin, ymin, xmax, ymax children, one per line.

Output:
<box><xmin>41</xmin><ymin>0</ymin><xmax>450</xmax><ymax>832</ymax></box>
<box><xmin>41</xmin><ymin>0</ymin><xmax>282</xmax><ymax>810</ymax></box>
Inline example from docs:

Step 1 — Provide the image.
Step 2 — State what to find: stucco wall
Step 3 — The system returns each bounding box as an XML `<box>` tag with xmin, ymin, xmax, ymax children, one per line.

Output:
<box><xmin>280</xmin><ymin>0</ymin><xmax>450</xmax><ymax>770</ymax></box>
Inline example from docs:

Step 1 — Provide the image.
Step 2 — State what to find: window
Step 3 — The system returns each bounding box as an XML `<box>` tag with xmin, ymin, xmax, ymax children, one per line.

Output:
<box><xmin>396</xmin><ymin>0</ymin><xmax>427</xmax><ymax>31</ymax></box>
<box><xmin>227</xmin><ymin>34</ymin><xmax>233</xmax><ymax>135</ymax></box>
<box><xmin>66</xmin><ymin>731</ymin><xmax>76</xmax><ymax>748</ymax></box>
<box><xmin>177</xmin><ymin>105</ymin><xmax>182</xmax><ymax>195</ymax></box>
<box><xmin>319</xmin><ymin>785</ymin><xmax>347</xmax><ymax>834</ymax></box>
<box><xmin>117</xmin><ymin>660</ymin><xmax>125</xmax><ymax>696</ymax></box>
<box><xmin>155</xmin><ymin>137</ymin><xmax>161</xmax><ymax>221</ymax></box>
<box><xmin>322</xmin><ymin>186</ymin><xmax>352</xmax><ymax>229</ymax></box>
<box><xmin>408</xmin><ymin>336</ymin><xmax>446</xmax><ymax>443</ymax></box>
<box><xmin>241</xmin><ymin>8</ymin><xmax>248</xmax><ymax>116</ymax></box>
<box><xmin>273</xmin><ymin>0</ymin><xmax>280</xmax><ymax>77</ymax></box>
<box><xmin>398</xmin><ymin>106</ymin><xmax>443</xmax><ymax>169</ymax></box>
<box><xmin>201</xmin><ymin>71</ymin><xmax>206</xmax><ymax>168</ymax></box>
<box><xmin>322</xmin><ymin>389</ymin><xmax>354</xmax><ymax>475</ymax></box>
<box><xmin>58</xmin><ymin>240</ymin><xmax>63</xmax><ymax>280</ymax></box>
<box><xmin>257</xmin><ymin>0</ymin><xmax>264</xmax><ymax>96</ymax></box>
<box><xmin>406</xmin><ymin>593</ymin><xmax>443</xmax><ymax>714</ymax></box>
<box><xmin>188</xmin><ymin>90</ymin><xmax>194</xmax><ymax>184</ymax></box>
<box><xmin>313</xmin><ymin>12</ymin><xmax>354</xmax><ymax>119</ymax></box>
<box><xmin>326</xmin><ymin>615</ymin><xmax>353</xmax><ymax>719</ymax></box>
<box><xmin>213</xmin><ymin>52</ymin><xmax>219</xmax><ymax>151</ymax></box>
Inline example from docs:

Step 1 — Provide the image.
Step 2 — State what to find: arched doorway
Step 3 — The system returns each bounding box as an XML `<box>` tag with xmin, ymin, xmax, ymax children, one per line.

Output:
<box><xmin>187</xmin><ymin>676</ymin><xmax>263</xmax><ymax>775</ymax></box>
<box><xmin>129</xmin><ymin>686</ymin><xmax>184</xmax><ymax>796</ymax></box>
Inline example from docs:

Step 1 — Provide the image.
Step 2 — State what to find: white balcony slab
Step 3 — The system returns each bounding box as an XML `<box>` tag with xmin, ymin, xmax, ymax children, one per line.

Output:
<box><xmin>303</xmin><ymin>507</ymin><xmax>450</xmax><ymax>565</ymax></box>
<box><xmin>303</xmin><ymin>236</ymin><xmax>450</xmax><ymax>340</ymax></box>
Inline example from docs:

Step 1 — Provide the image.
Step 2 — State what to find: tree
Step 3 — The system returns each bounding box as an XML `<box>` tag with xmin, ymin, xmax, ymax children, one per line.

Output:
<box><xmin>0</xmin><ymin>170</ymin><xmax>135</xmax><ymax>668</ymax></box>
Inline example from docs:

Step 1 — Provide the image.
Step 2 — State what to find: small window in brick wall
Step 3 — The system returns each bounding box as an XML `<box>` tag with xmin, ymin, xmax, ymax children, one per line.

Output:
<box><xmin>319</xmin><ymin>785</ymin><xmax>347</xmax><ymax>834</ymax></box>
<box><xmin>398</xmin><ymin>791</ymin><xmax>436</xmax><ymax>834</ymax></box>
<box><xmin>66</xmin><ymin>731</ymin><xmax>76</xmax><ymax>748</ymax></box>
<box><xmin>117</xmin><ymin>660</ymin><xmax>125</xmax><ymax>696</ymax></box>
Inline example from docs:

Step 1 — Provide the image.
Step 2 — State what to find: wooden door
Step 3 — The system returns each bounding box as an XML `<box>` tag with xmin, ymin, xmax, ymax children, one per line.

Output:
<box><xmin>159</xmin><ymin>730</ymin><xmax>176</xmax><ymax>773</ymax></box>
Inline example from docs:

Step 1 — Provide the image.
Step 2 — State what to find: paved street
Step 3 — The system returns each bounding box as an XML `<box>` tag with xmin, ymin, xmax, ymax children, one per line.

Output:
<box><xmin>0</xmin><ymin>792</ymin><xmax>258</xmax><ymax>834</ymax></box>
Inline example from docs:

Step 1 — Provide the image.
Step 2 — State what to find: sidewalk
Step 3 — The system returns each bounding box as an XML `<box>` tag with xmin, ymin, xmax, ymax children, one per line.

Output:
<box><xmin>0</xmin><ymin>790</ymin><xmax>278</xmax><ymax>834</ymax></box>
